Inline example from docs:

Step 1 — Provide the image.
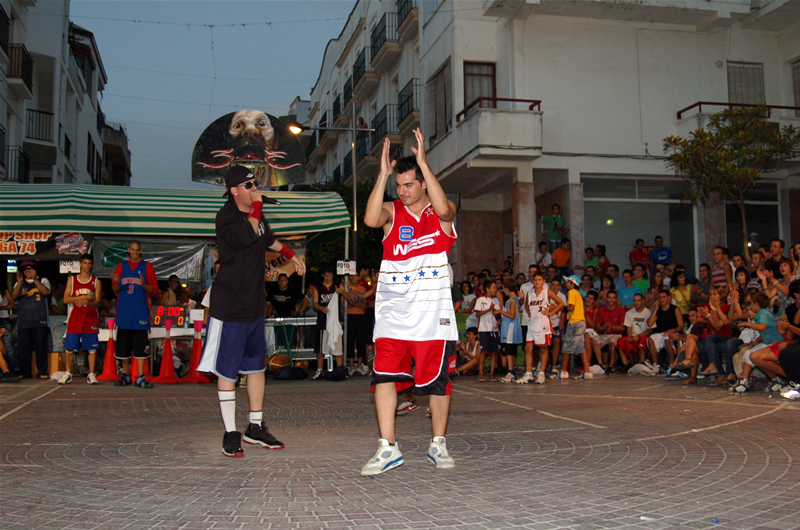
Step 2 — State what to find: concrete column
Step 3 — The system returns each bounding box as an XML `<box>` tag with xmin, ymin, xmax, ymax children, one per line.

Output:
<box><xmin>512</xmin><ymin>179</ymin><xmax>536</xmax><ymax>273</ymax></box>
<box><xmin>568</xmin><ymin>182</ymin><xmax>585</xmax><ymax>272</ymax></box>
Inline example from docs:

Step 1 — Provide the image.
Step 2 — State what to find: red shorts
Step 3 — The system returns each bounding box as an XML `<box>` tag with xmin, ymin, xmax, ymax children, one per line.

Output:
<box><xmin>616</xmin><ymin>335</ymin><xmax>648</xmax><ymax>355</ymax></box>
<box><xmin>371</xmin><ymin>338</ymin><xmax>456</xmax><ymax>396</ymax></box>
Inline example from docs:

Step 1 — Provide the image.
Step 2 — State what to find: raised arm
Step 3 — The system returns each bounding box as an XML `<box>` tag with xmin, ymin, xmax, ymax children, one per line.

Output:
<box><xmin>411</xmin><ymin>128</ymin><xmax>456</xmax><ymax>223</ymax></box>
<box><xmin>363</xmin><ymin>137</ymin><xmax>394</xmax><ymax>230</ymax></box>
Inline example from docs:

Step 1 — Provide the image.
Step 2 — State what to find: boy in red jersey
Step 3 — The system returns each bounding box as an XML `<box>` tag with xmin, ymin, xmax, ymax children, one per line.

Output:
<box><xmin>361</xmin><ymin>128</ymin><xmax>458</xmax><ymax>476</ymax></box>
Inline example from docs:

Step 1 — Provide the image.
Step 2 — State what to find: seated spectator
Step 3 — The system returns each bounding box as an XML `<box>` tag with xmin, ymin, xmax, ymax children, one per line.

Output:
<box><xmin>647</xmin><ymin>288</ymin><xmax>684</xmax><ymax>367</ymax></box>
<box><xmin>679</xmin><ymin>287</ymin><xmax>732</xmax><ymax>383</ymax></box>
<box><xmin>616</xmin><ymin>293</ymin><xmax>652</xmax><ymax>367</ymax></box>
<box><xmin>595</xmin><ymin>245</ymin><xmax>611</xmax><ymax>276</ymax></box>
<box><xmin>632</xmin><ymin>264</ymin><xmax>649</xmax><ymax>297</ymax></box>
<box><xmin>546</xmin><ymin>265</ymin><xmax>559</xmax><ymax>284</ymax></box>
<box><xmin>791</xmin><ymin>243</ymin><xmax>800</xmax><ymax>277</ymax></box>
<box><xmin>455</xmin><ymin>327</ymin><xmax>481</xmax><ymax>375</ymax></box>
<box><xmin>575</xmin><ymin>247</ymin><xmax>599</xmax><ymax>275</ymax></box>
<box><xmin>731</xmin><ymin>292</ymin><xmax>783</xmax><ymax>393</ymax></box>
<box><xmin>629</xmin><ymin>239</ymin><xmax>650</xmax><ymax>269</ymax></box>
<box><xmin>668</xmin><ymin>309</ymin><xmax>707</xmax><ymax>383</ymax></box>
<box><xmin>608</xmin><ymin>264</ymin><xmax>625</xmax><ymax>291</ymax></box>
<box><xmin>758</xmin><ymin>259</ymin><xmax>799</xmax><ymax>316</ymax></box>
<box><xmin>579</xmin><ymin>275</ymin><xmax>594</xmax><ymax>298</ymax></box>
<box><xmin>670</xmin><ymin>270</ymin><xmax>692</xmax><ymax>318</ymax></box>
<box><xmin>583</xmin><ymin>291</ymin><xmax>599</xmax><ymax>360</ymax></box>
<box><xmin>597</xmin><ymin>275</ymin><xmax>615</xmax><ymax>308</ymax></box>
<box><xmin>693</xmin><ymin>263</ymin><xmax>712</xmax><ymax>306</ymax></box>
<box><xmin>515</xmin><ymin>273</ymin><xmax>527</xmax><ymax>290</ymax></box>
<box><xmin>585</xmin><ymin>266</ymin><xmax>601</xmax><ymax>288</ymax></box>
<box><xmin>592</xmin><ymin>291</ymin><xmax>626</xmax><ymax>372</ymax></box>
<box><xmin>551</xmin><ymin>238</ymin><xmax>572</xmax><ymax>276</ymax></box>
<box><xmin>536</xmin><ymin>241</ymin><xmax>552</xmax><ymax>269</ymax></box>
<box><xmin>732</xmin><ymin>253</ymin><xmax>747</xmax><ymax>271</ymax></box>
<box><xmin>179</xmin><ymin>290</ymin><xmax>197</xmax><ymax>312</ymax></box>
<box><xmin>645</xmin><ymin>269</ymin><xmax>665</xmax><ymax>310</ymax></box>
<box><xmin>618</xmin><ymin>269</ymin><xmax>641</xmax><ymax>310</ymax></box>
<box><xmin>710</xmin><ymin>246</ymin><xmax>733</xmax><ymax>297</ymax></box>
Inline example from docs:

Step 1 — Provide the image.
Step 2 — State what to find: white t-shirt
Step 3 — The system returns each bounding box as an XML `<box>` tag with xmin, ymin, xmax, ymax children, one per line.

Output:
<box><xmin>536</xmin><ymin>251</ymin><xmax>552</xmax><ymax>267</ymax></box>
<box><xmin>201</xmin><ymin>286</ymin><xmax>212</xmax><ymax>308</ymax></box>
<box><xmin>0</xmin><ymin>293</ymin><xmax>9</xmax><ymax>318</ymax></box>
<box><xmin>518</xmin><ymin>282</ymin><xmax>533</xmax><ymax>325</ymax></box>
<box><xmin>624</xmin><ymin>307</ymin><xmax>652</xmax><ymax>336</ymax></box>
<box><xmin>547</xmin><ymin>288</ymin><xmax>568</xmax><ymax>328</ymax></box>
<box><xmin>473</xmin><ymin>296</ymin><xmax>500</xmax><ymax>332</ymax></box>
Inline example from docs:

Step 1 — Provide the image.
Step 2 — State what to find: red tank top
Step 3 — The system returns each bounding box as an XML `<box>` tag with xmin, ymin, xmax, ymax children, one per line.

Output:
<box><xmin>711</xmin><ymin>264</ymin><xmax>728</xmax><ymax>287</ymax></box>
<box><xmin>66</xmin><ymin>275</ymin><xmax>99</xmax><ymax>334</ymax></box>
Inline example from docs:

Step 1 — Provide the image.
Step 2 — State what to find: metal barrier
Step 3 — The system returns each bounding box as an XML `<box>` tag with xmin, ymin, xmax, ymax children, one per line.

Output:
<box><xmin>265</xmin><ymin>316</ymin><xmax>317</xmax><ymax>360</ymax></box>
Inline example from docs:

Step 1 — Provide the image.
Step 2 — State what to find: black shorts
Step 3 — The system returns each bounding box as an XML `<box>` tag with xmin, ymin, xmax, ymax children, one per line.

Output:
<box><xmin>115</xmin><ymin>329</ymin><xmax>149</xmax><ymax>360</ymax></box>
<box><xmin>502</xmin><ymin>343</ymin><xmax>520</xmax><ymax>358</ymax></box>
<box><xmin>778</xmin><ymin>341</ymin><xmax>800</xmax><ymax>384</ymax></box>
<box><xmin>478</xmin><ymin>331</ymin><xmax>500</xmax><ymax>354</ymax></box>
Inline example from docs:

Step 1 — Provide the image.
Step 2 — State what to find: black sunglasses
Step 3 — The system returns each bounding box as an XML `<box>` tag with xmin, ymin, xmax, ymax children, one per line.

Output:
<box><xmin>239</xmin><ymin>181</ymin><xmax>256</xmax><ymax>190</ymax></box>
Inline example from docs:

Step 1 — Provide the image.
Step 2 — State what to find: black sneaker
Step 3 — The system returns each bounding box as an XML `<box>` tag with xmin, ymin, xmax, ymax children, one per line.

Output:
<box><xmin>114</xmin><ymin>373</ymin><xmax>132</xmax><ymax>386</ymax></box>
<box><xmin>0</xmin><ymin>371</ymin><xmax>19</xmax><ymax>383</ymax></box>
<box><xmin>222</xmin><ymin>431</ymin><xmax>244</xmax><ymax>457</ymax></box>
<box><xmin>243</xmin><ymin>422</ymin><xmax>285</xmax><ymax>449</ymax></box>
<box><xmin>134</xmin><ymin>375</ymin><xmax>154</xmax><ymax>389</ymax></box>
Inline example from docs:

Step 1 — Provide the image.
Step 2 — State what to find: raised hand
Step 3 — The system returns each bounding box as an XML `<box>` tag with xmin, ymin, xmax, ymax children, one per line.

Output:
<box><xmin>409</xmin><ymin>127</ymin><xmax>427</xmax><ymax>168</ymax></box>
<box><xmin>379</xmin><ymin>137</ymin><xmax>393</xmax><ymax>177</ymax></box>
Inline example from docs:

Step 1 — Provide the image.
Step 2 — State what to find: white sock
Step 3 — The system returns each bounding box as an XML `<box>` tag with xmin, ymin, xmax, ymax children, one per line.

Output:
<box><xmin>525</xmin><ymin>372</ymin><xmax>532</xmax><ymax>376</ymax></box>
<box><xmin>218</xmin><ymin>391</ymin><xmax>236</xmax><ymax>432</ymax></box>
<box><xmin>249</xmin><ymin>411</ymin><xmax>263</xmax><ymax>425</ymax></box>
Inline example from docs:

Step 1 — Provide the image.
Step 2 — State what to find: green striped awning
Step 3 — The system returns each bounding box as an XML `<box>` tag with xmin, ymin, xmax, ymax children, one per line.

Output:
<box><xmin>0</xmin><ymin>184</ymin><xmax>351</xmax><ymax>237</ymax></box>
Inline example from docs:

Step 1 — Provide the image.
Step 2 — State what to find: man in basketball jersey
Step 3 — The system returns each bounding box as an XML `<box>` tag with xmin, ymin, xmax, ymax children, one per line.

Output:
<box><xmin>111</xmin><ymin>241</ymin><xmax>159</xmax><ymax>388</ymax></box>
<box><xmin>361</xmin><ymin>128</ymin><xmax>458</xmax><ymax>476</ymax></box>
<box><xmin>518</xmin><ymin>271</ymin><xmax>565</xmax><ymax>385</ymax></box>
<box><xmin>58</xmin><ymin>254</ymin><xmax>104</xmax><ymax>385</ymax></box>
<box><xmin>198</xmin><ymin>166</ymin><xmax>305</xmax><ymax>458</ymax></box>
<box><xmin>310</xmin><ymin>267</ymin><xmax>345</xmax><ymax>380</ymax></box>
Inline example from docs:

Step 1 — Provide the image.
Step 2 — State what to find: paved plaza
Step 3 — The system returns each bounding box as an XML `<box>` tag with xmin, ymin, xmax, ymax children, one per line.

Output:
<box><xmin>1</xmin><ymin>373</ymin><xmax>798</xmax><ymax>530</ymax></box>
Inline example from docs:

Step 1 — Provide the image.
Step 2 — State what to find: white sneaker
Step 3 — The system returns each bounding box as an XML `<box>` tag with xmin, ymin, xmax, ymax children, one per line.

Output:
<box><xmin>535</xmin><ymin>372</ymin><xmax>546</xmax><ymax>384</ymax></box>
<box><xmin>358</xmin><ymin>363</ymin><xmax>371</xmax><ymax>376</ymax></box>
<box><xmin>500</xmin><ymin>373</ymin><xmax>515</xmax><ymax>383</ymax></box>
<box><xmin>574</xmin><ymin>371</ymin><xmax>593</xmax><ymax>380</ymax></box>
<box><xmin>86</xmin><ymin>373</ymin><xmax>98</xmax><ymax>385</ymax></box>
<box><xmin>427</xmin><ymin>436</ymin><xmax>455</xmax><ymax>469</ymax></box>
<box><xmin>550</xmin><ymin>371</ymin><xmax>569</xmax><ymax>380</ymax></box>
<box><xmin>360</xmin><ymin>438</ymin><xmax>404</xmax><ymax>476</ymax></box>
<box><xmin>311</xmin><ymin>368</ymin><xmax>323</xmax><ymax>380</ymax></box>
<box><xmin>516</xmin><ymin>372</ymin><xmax>534</xmax><ymax>384</ymax></box>
<box><xmin>782</xmin><ymin>388</ymin><xmax>800</xmax><ymax>400</ymax></box>
<box><xmin>57</xmin><ymin>372</ymin><xmax>72</xmax><ymax>385</ymax></box>
<box><xmin>348</xmin><ymin>366</ymin><xmax>356</xmax><ymax>377</ymax></box>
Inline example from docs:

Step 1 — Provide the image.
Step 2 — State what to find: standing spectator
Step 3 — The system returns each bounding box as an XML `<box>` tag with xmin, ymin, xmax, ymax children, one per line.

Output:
<box><xmin>110</xmin><ymin>240</ymin><xmax>160</xmax><ymax>388</ymax></box>
<box><xmin>498</xmin><ymin>280</ymin><xmax>522</xmax><ymax>383</ymax></box>
<box><xmin>592</xmin><ymin>291</ymin><xmax>626</xmax><ymax>372</ymax></box>
<box><xmin>616</xmin><ymin>293</ymin><xmax>652</xmax><ymax>368</ymax></box>
<box><xmin>629</xmin><ymin>239</ymin><xmax>650</xmax><ymax>269</ymax></box>
<box><xmin>646</xmin><ymin>289</ymin><xmax>684</xmax><ymax>367</ymax></box>
<box><xmin>557</xmin><ymin>275</ymin><xmax>592</xmax><ymax>380</ymax></box>
<box><xmin>59</xmin><ymin>254</ymin><xmax>103</xmax><ymax>385</ymax></box>
<box><xmin>178</xmin><ymin>290</ymin><xmax>197</xmax><ymax>312</ymax></box>
<box><xmin>0</xmin><ymin>284</ymin><xmax>18</xmax><ymax>374</ymax></box>
<box><xmin>12</xmin><ymin>261</ymin><xmax>51</xmax><ymax>379</ymax></box>
<box><xmin>160</xmin><ymin>275</ymin><xmax>181</xmax><ymax>305</ymax></box>
<box><xmin>343</xmin><ymin>270</ymin><xmax>374</xmax><ymax>377</ymax></box>
<box><xmin>608</xmin><ymin>264</ymin><xmax>625</xmax><ymax>292</ymax></box>
<box><xmin>552</xmin><ymin>238</ymin><xmax>572</xmax><ymax>276</ymax></box>
<box><xmin>518</xmin><ymin>272</ymin><xmax>564</xmax><ymax>384</ymax></box>
<box><xmin>541</xmin><ymin>204</ymin><xmax>567</xmax><ymax>252</ymax></box>
<box><xmin>711</xmin><ymin>246</ymin><xmax>734</xmax><ymax>295</ymax></box>
<box><xmin>536</xmin><ymin>241</ymin><xmax>552</xmax><ymax>269</ymax></box>
<box><xmin>648</xmin><ymin>236</ymin><xmax>674</xmax><ymax>270</ymax></box>
<box><xmin>310</xmin><ymin>267</ymin><xmax>344</xmax><ymax>380</ymax></box>
<box><xmin>474</xmin><ymin>279</ymin><xmax>501</xmax><ymax>382</ymax></box>
<box><xmin>548</xmin><ymin>278</ymin><xmax>568</xmax><ymax>372</ymax></box>
<box><xmin>49</xmin><ymin>284</ymin><xmax>66</xmax><ymax>315</ymax></box>
<box><xmin>198</xmin><ymin>166</ymin><xmax>304</xmax><ymax>456</ymax></box>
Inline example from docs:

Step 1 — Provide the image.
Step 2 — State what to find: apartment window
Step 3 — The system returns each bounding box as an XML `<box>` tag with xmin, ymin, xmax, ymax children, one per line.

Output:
<box><xmin>424</xmin><ymin>61</ymin><xmax>452</xmax><ymax>144</ymax></box>
<box><xmin>464</xmin><ymin>62</ymin><xmax>496</xmax><ymax>109</ymax></box>
<box><xmin>793</xmin><ymin>61</ymin><xmax>800</xmax><ymax>117</ymax></box>
<box><xmin>423</xmin><ymin>0</ymin><xmax>444</xmax><ymax>25</ymax></box>
<box><xmin>727</xmin><ymin>62</ymin><xmax>765</xmax><ymax>105</ymax></box>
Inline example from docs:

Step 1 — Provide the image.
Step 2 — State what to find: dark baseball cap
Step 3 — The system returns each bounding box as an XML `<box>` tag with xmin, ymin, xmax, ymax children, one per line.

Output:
<box><xmin>222</xmin><ymin>166</ymin><xmax>256</xmax><ymax>197</ymax></box>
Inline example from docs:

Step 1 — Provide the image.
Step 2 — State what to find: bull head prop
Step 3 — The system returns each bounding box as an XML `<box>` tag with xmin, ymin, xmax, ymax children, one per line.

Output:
<box><xmin>192</xmin><ymin>110</ymin><xmax>305</xmax><ymax>188</ymax></box>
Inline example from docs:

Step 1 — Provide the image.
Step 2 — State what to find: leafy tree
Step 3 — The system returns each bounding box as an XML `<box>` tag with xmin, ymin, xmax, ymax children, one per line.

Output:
<box><xmin>663</xmin><ymin>104</ymin><xmax>800</xmax><ymax>260</ymax></box>
<box><xmin>305</xmin><ymin>177</ymin><xmax>391</xmax><ymax>277</ymax></box>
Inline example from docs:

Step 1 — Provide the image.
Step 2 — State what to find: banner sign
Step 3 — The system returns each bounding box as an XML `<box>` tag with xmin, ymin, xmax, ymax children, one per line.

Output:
<box><xmin>265</xmin><ymin>248</ymin><xmax>305</xmax><ymax>281</ymax></box>
<box><xmin>0</xmin><ymin>232</ymin><xmax>91</xmax><ymax>259</ymax></box>
<box><xmin>93</xmin><ymin>238</ymin><xmax>206</xmax><ymax>281</ymax></box>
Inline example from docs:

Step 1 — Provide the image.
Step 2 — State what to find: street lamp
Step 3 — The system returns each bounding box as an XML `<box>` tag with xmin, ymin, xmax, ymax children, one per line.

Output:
<box><xmin>287</xmin><ymin>118</ymin><xmax>375</xmax><ymax>264</ymax></box>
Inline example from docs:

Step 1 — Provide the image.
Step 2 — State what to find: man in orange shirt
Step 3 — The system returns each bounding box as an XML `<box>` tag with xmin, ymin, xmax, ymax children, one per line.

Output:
<box><xmin>552</xmin><ymin>238</ymin><xmax>572</xmax><ymax>276</ymax></box>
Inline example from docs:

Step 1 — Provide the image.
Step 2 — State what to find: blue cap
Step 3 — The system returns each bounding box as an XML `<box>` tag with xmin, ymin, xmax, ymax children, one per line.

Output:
<box><xmin>564</xmin><ymin>274</ymin><xmax>581</xmax><ymax>286</ymax></box>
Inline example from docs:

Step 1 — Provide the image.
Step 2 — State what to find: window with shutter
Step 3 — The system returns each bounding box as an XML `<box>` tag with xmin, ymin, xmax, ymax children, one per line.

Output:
<box><xmin>464</xmin><ymin>62</ymin><xmax>496</xmax><ymax>110</ymax></box>
<box><xmin>793</xmin><ymin>61</ymin><xmax>800</xmax><ymax>117</ymax></box>
<box><xmin>727</xmin><ymin>62</ymin><xmax>765</xmax><ymax>105</ymax></box>
<box><xmin>424</xmin><ymin>61</ymin><xmax>452</xmax><ymax>145</ymax></box>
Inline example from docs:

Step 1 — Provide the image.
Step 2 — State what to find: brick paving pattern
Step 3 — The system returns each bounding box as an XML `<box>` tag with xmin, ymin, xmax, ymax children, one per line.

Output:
<box><xmin>1</xmin><ymin>374</ymin><xmax>798</xmax><ymax>529</ymax></box>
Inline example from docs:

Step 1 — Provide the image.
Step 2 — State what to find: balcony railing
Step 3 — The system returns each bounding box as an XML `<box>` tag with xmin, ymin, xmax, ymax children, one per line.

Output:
<box><xmin>332</xmin><ymin>164</ymin><xmax>341</xmax><ymax>184</ymax></box>
<box><xmin>0</xmin><ymin>124</ymin><xmax>5</xmax><ymax>168</ymax></box>
<box><xmin>356</xmin><ymin>135</ymin><xmax>371</xmax><ymax>163</ymax></box>
<box><xmin>343</xmin><ymin>150</ymin><xmax>353</xmax><ymax>180</ymax></box>
<box><xmin>318</xmin><ymin>110</ymin><xmax>329</xmax><ymax>130</ymax></box>
<box><xmin>456</xmin><ymin>97</ymin><xmax>542</xmax><ymax>123</ymax></box>
<box><xmin>353</xmin><ymin>47</ymin><xmax>374</xmax><ymax>86</ymax></box>
<box><xmin>0</xmin><ymin>5</ymin><xmax>9</xmax><ymax>57</ymax></box>
<box><xmin>371</xmin><ymin>12</ymin><xmax>398</xmax><ymax>54</ymax></box>
<box><xmin>371</xmin><ymin>104</ymin><xmax>399</xmax><ymax>146</ymax></box>
<box><xmin>9</xmin><ymin>44</ymin><xmax>33</xmax><ymax>92</ymax></box>
<box><xmin>398</xmin><ymin>78</ymin><xmax>421</xmax><ymax>124</ymax></box>
<box><xmin>343</xmin><ymin>75</ymin><xmax>353</xmax><ymax>108</ymax></box>
<box><xmin>397</xmin><ymin>0</ymin><xmax>417</xmax><ymax>27</ymax></box>
<box><xmin>5</xmin><ymin>146</ymin><xmax>30</xmax><ymax>183</ymax></box>
<box><xmin>676</xmin><ymin>101</ymin><xmax>800</xmax><ymax>120</ymax></box>
<box><xmin>26</xmin><ymin>109</ymin><xmax>54</xmax><ymax>142</ymax></box>
<box><xmin>333</xmin><ymin>95</ymin><xmax>341</xmax><ymax>122</ymax></box>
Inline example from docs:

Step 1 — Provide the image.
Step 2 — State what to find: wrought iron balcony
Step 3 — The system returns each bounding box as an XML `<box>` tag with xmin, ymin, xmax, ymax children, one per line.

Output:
<box><xmin>397</xmin><ymin>78</ymin><xmax>421</xmax><ymax>135</ymax></box>
<box><xmin>371</xmin><ymin>104</ymin><xmax>399</xmax><ymax>150</ymax></box>
<box><xmin>353</xmin><ymin>47</ymin><xmax>379</xmax><ymax>98</ymax></box>
<box><xmin>8</xmin><ymin>44</ymin><xmax>33</xmax><ymax>99</ymax></box>
<box><xmin>4</xmin><ymin>146</ymin><xmax>30</xmax><ymax>183</ymax></box>
<box><xmin>26</xmin><ymin>109</ymin><xmax>54</xmax><ymax>142</ymax></box>
<box><xmin>343</xmin><ymin>150</ymin><xmax>353</xmax><ymax>180</ymax></box>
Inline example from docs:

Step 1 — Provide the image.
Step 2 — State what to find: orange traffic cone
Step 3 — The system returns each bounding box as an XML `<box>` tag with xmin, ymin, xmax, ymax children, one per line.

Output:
<box><xmin>97</xmin><ymin>319</ymin><xmax>120</xmax><ymax>381</ymax></box>
<box><xmin>180</xmin><ymin>320</ymin><xmax>211</xmax><ymax>383</ymax></box>
<box><xmin>152</xmin><ymin>321</ymin><xmax>179</xmax><ymax>383</ymax></box>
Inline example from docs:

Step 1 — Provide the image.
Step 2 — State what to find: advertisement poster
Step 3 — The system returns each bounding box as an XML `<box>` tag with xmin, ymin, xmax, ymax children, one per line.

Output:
<box><xmin>93</xmin><ymin>238</ymin><xmax>206</xmax><ymax>281</ymax></box>
<box><xmin>0</xmin><ymin>232</ymin><xmax>91</xmax><ymax>260</ymax></box>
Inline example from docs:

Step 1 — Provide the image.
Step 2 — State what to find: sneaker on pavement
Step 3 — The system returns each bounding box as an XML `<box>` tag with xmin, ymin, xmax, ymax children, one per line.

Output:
<box><xmin>348</xmin><ymin>366</ymin><xmax>356</xmax><ymax>377</ymax></box>
<box><xmin>550</xmin><ymin>371</ymin><xmax>569</xmax><ymax>380</ymax></box>
<box><xmin>311</xmin><ymin>368</ymin><xmax>323</xmax><ymax>380</ymax></box>
<box><xmin>0</xmin><ymin>371</ymin><xmax>19</xmax><ymax>383</ymax></box>
<box><xmin>243</xmin><ymin>421</ymin><xmax>285</xmax><ymax>449</ymax></box>
<box><xmin>427</xmin><ymin>436</ymin><xmax>455</xmax><ymax>469</ymax></box>
<box><xmin>782</xmin><ymin>388</ymin><xmax>800</xmax><ymax>400</ymax></box>
<box><xmin>516</xmin><ymin>372</ymin><xmax>535</xmax><ymax>384</ymax></box>
<box><xmin>134</xmin><ymin>375</ymin><xmax>154</xmax><ymax>389</ymax></box>
<box><xmin>535</xmin><ymin>372</ymin><xmax>546</xmax><ymax>384</ymax></box>
<box><xmin>57</xmin><ymin>371</ymin><xmax>72</xmax><ymax>385</ymax></box>
<box><xmin>114</xmin><ymin>373</ymin><xmax>132</xmax><ymax>387</ymax></box>
<box><xmin>574</xmin><ymin>371</ymin><xmax>593</xmax><ymax>380</ymax></box>
<box><xmin>426</xmin><ymin>407</ymin><xmax>432</xmax><ymax>418</ymax></box>
<box><xmin>358</xmin><ymin>363</ymin><xmax>371</xmax><ymax>376</ymax></box>
<box><xmin>396</xmin><ymin>401</ymin><xmax>420</xmax><ymax>415</ymax></box>
<box><xmin>732</xmin><ymin>378</ymin><xmax>751</xmax><ymax>393</ymax></box>
<box><xmin>86</xmin><ymin>372</ymin><xmax>98</xmax><ymax>385</ymax></box>
<box><xmin>500</xmin><ymin>373</ymin><xmax>516</xmax><ymax>383</ymax></box>
<box><xmin>222</xmin><ymin>431</ymin><xmax>244</xmax><ymax>457</ymax></box>
<box><xmin>766</xmin><ymin>377</ymin><xmax>787</xmax><ymax>393</ymax></box>
<box><xmin>360</xmin><ymin>438</ymin><xmax>403</xmax><ymax>476</ymax></box>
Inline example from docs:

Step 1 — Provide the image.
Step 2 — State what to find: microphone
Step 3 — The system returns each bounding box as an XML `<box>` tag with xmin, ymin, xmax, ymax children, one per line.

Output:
<box><xmin>261</xmin><ymin>194</ymin><xmax>282</xmax><ymax>206</ymax></box>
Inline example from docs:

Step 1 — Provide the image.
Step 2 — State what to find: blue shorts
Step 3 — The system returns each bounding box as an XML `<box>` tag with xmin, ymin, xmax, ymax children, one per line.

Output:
<box><xmin>197</xmin><ymin>316</ymin><xmax>267</xmax><ymax>382</ymax></box>
<box><xmin>64</xmin><ymin>333</ymin><xmax>99</xmax><ymax>352</ymax></box>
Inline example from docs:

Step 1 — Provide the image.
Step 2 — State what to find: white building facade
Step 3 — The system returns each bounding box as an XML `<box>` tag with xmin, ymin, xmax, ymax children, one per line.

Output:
<box><xmin>1</xmin><ymin>0</ymin><xmax>130</xmax><ymax>186</ymax></box>
<box><xmin>301</xmin><ymin>0</ymin><xmax>800</xmax><ymax>276</ymax></box>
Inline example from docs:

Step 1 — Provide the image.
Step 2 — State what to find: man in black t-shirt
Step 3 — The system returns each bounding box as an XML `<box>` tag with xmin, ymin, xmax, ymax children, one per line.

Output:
<box><xmin>267</xmin><ymin>274</ymin><xmax>308</xmax><ymax>317</ymax></box>
<box><xmin>197</xmin><ymin>166</ymin><xmax>305</xmax><ymax>457</ymax></box>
